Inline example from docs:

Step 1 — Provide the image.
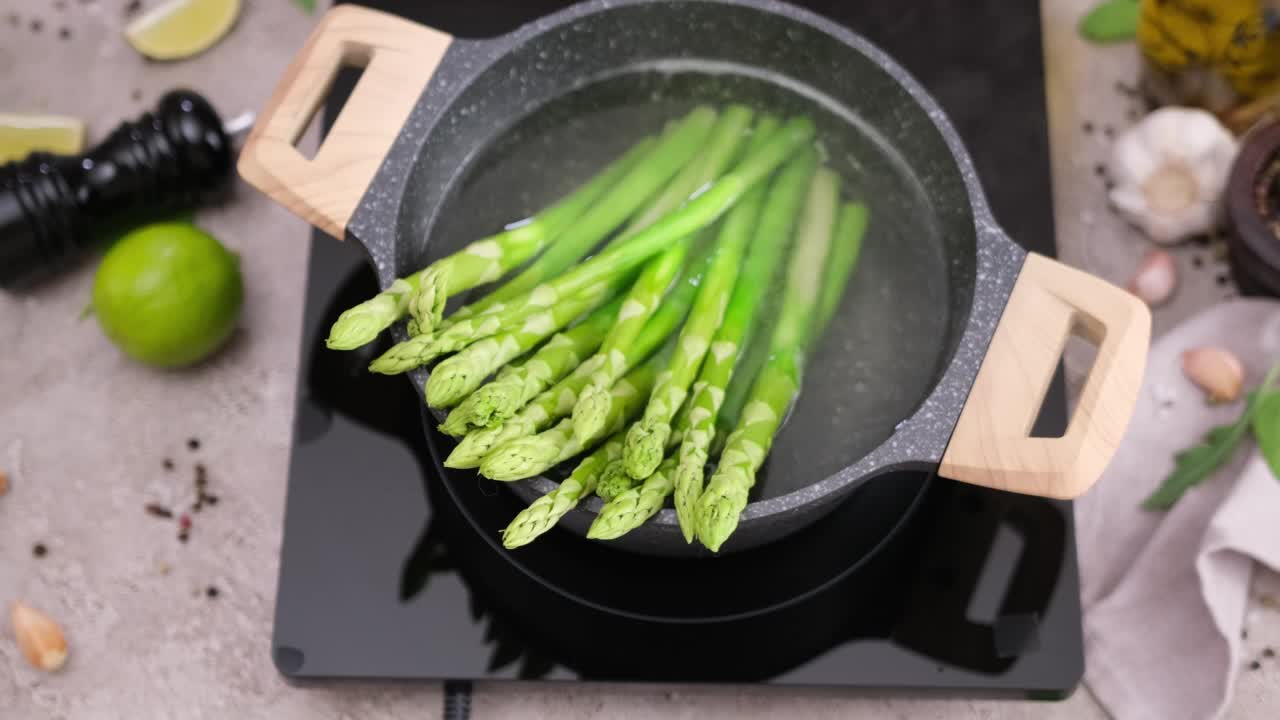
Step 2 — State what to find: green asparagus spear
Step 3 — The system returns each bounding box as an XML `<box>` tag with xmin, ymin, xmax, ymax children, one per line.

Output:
<box><xmin>368</xmin><ymin>271</ymin><xmax>627</xmax><ymax>375</ymax></box>
<box><xmin>696</xmin><ymin>167</ymin><xmax>842</xmax><ymax>553</ymax></box>
<box><xmin>324</xmin><ymin>137</ymin><xmax>653</xmax><ymax>351</ymax></box>
<box><xmin>670</xmin><ymin>150</ymin><xmax>818</xmax><ymax>541</ymax></box>
<box><xmin>500</xmin><ymin>435</ymin><xmax>624</xmax><ymax>549</ymax></box>
<box><xmin>445</xmin><ymin>108</ymin><xmax>718</xmax><ymax>324</ymax></box>
<box><xmin>611</xmin><ymin>106</ymin><xmax>757</xmax><ymax>244</ymax></box>
<box><xmin>813</xmin><ymin>203</ymin><xmax>869</xmax><ymax>340</ymax></box>
<box><xmin>403</xmin><ymin>141</ymin><xmax>653</xmax><ymax>333</ymax></box>
<box><xmin>588</xmin><ymin>455</ymin><xmax>679</xmax><ymax>540</ymax></box>
<box><xmin>570</xmin><ymin>112</ymin><xmax>774</xmax><ymax>446</ymax></box>
<box><xmin>594</xmin><ymin>458</ymin><xmax>637</xmax><ymax>502</ymax></box>
<box><xmin>443</xmin><ymin>130</ymin><xmax>751</xmax><ymax>431</ymax></box>
<box><xmin>400</xmin><ymin>117</ymin><xmax>815</xmax><ymax>378</ymax></box>
<box><xmin>443</xmin><ymin>252</ymin><xmax>712</xmax><ymax>469</ymax></box>
<box><xmin>440</xmin><ymin>300</ymin><xmax>619</xmax><ymax>435</ymax></box>
<box><xmin>443</xmin><ymin>371</ymin><xmax>584</xmax><ymax>469</ymax></box>
<box><xmin>623</xmin><ymin>177</ymin><xmax>771</xmax><ymax>479</ymax></box>
<box><xmin>592</xmin><ymin>361</ymin><xmax>702</xmax><ymax>539</ymax></box>
<box><xmin>425</xmin><ymin>293</ymin><xmax>623</xmax><ymax>409</ymax></box>
<box><xmin>479</xmin><ymin>357</ymin><xmax>659</xmax><ymax>481</ymax></box>
<box><xmin>570</xmin><ymin>236</ymin><xmax>692</xmax><ymax>445</ymax></box>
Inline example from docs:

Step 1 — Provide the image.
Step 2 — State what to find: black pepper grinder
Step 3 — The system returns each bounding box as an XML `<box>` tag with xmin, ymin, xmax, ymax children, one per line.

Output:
<box><xmin>0</xmin><ymin>89</ymin><xmax>238</xmax><ymax>289</ymax></box>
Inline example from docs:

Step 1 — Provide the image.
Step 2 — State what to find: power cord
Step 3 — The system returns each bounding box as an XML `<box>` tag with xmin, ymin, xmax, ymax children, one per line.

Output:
<box><xmin>443</xmin><ymin>679</ymin><xmax>474</xmax><ymax>720</ymax></box>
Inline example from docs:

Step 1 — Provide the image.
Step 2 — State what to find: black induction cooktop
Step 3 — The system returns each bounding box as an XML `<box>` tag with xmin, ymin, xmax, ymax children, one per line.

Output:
<box><xmin>273</xmin><ymin>0</ymin><xmax>1083</xmax><ymax>698</ymax></box>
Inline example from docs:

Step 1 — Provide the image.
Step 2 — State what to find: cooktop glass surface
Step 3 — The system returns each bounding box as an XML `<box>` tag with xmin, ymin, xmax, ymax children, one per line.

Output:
<box><xmin>273</xmin><ymin>0</ymin><xmax>1083</xmax><ymax>696</ymax></box>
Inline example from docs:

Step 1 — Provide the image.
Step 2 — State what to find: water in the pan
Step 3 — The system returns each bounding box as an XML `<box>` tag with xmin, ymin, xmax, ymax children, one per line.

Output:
<box><xmin>426</xmin><ymin>64</ymin><xmax>955</xmax><ymax>501</ymax></box>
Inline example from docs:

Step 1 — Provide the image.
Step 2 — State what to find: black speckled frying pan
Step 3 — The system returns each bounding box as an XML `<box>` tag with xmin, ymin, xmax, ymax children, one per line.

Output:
<box><xmin>240</xmin><ymin>0</ymin><xmax>1150</xmax><ymax>557</ymax></box>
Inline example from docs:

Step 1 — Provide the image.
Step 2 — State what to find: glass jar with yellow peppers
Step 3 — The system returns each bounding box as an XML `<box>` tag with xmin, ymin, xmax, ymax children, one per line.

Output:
<box><xmin>1139</xmin><ymin>0</ymin><xmax>1280</xmax><ymax>130</ymax></box>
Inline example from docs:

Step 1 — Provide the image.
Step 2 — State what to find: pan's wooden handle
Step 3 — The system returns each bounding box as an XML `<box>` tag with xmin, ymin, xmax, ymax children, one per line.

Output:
<box><xmin>236</xmin><ymin>6</ymin><xmax>452</xmax><ymax>238</ymax></box>
<box><xmin>939</xmin><ymin>253</ymin><xmax>1150</xmax><ymax>499</ymax></box>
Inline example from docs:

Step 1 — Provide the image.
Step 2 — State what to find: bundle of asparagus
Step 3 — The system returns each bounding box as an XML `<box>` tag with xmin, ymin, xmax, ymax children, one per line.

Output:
<box><xmin>323</xmin><ymin>104</ymin><xmax>868</xmax><ymax>552</ymax></box>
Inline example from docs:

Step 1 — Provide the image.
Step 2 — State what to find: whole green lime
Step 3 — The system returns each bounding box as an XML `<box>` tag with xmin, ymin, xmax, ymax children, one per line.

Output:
<box><xmin>92</xmin><ymin>222</ymin><xmax>243</xmax><ymax>368</ymax></box>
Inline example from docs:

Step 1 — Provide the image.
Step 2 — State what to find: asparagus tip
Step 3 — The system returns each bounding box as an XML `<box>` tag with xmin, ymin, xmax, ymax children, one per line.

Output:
<box><xmin>468</xmin><ymin>379</ymin><xmax>522</xmax><ymax>428</ymax></box>
<box><xmin>441</xmin><ymin>452</ymin><xmax>475</xmax><ymax>470</ymax></box>
<box><xmin>444</xmin><ymin>429</ymin><xmax>498</xmax><ymax>469</ymax></box>
<box><xmin>366</xmin><ymin>357</ymin><xmax>401</xmax><ymax>375</ymax></box>
<box><xmin>448</xmin><ymin>390</ymin><xmax>499</xmax><ymax>435</ymax></box>
<box><xmin>367</xmin><ymin>334</ymin><xmax>436</xmax><ymax>375</ymax></box>
<box><xmin>438</xmin><ymin>411</ymin><xmax>471</xmax><ymax>437</ymax></box>
<box><xmin>594</xmin><ymin>460</ymin><xmax>634</xmax><ymax>502</ymax></box>
<box><xmin>325</xmin><ymin>330</ymin><xmax>375</xmax><ymax>352</ymax></box>
<box><xmin>424</xmin><ymin>357</ymin><xmax>478</xmax><ymax>408</ymax></box>
<box><xmin>501</xmin><ymin>516</ymin><xmax>540</xmax><ymax>549</ymax></box>
<box><xmin>325</xmin><ymin>299</ymin><xmax>394</xmax><ymax>350</ymax></box>
<box><xmin>478</xmin><ymin>436</ymin><xmax>562</xmax><ymax>481</ymax></box>
<box><xmin>623</xmin><ymin>420</ymin><xmax>670</xmax><ymax>480</ymax></box>
<box><xmin>673</xmin><ymin>453</ymin><xmax>706</xmax><ymax>545</ymax></box>
<box><xmin>586</xmin><ymin>491</ymin><xmax>640</xmax><ymax>540</ymax></box>
<box><xmin>408</xmin><ymin>265</ymin><xmax>450</xmax><ymax>331</ymax></box>
<box><xmin>571</xmin><ymin>386</ymin><xmax>611</xmax><ymax>445</ymax></box>
<box><xmin>696</xmin><ymin>486</ymin><xmax>747</xmax><ymax>553</ymax></box>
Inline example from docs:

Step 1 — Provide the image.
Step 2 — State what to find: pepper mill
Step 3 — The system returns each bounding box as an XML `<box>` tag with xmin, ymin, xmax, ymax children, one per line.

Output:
<box><xmin>0</xmin><ymin>89</ymin><xmax>237</xmax><ymax>288</ymax></box>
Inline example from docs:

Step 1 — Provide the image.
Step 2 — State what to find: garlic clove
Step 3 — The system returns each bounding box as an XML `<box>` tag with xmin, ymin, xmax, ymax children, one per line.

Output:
<box><xmin>1181</xmin><ymin>347</ymin><xmax>1244</xmax><ymax>403</ymax></box>
<box><xmin>1128</xmin><ymin>249</ymin><xmax>1177</xmax><ymax>306</ymax></box>
<box><xmin>11</xmin><ymin>602</ymin><xmax>68</xmax><ymax>672</ymax></box>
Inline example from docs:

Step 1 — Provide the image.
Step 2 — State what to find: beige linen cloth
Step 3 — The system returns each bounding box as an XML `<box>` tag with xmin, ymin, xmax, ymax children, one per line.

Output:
<box><xmin>1076</xmin><ymin>299</ymin><xmax>1280</xmax><ymax>720</ymax></box>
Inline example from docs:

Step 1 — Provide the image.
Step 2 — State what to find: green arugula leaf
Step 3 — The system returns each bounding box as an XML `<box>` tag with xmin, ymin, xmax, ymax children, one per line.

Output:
<box><xmin>1144</xmin><ymin>360</ymin><xmax>1280</xmax><ymax>510</ymax></box>
<box><xmin>1142</xmin><ymin>400</ymin><xmax>1257</xmax><ymax>510</ymax></box>
<box><xmin>1252</xmin><ymin>389</ymin><xmax>1280</xmax><ymax>481</ymax></box>
<box><xmin>1079</xmin><ymin>0</ymin><xmax>1140</xmax><ymax>44</ymax></box>
<box><xmin>293</xmin><ymin>0</ymin><xmax>316</xmax><ymax>13</ymax></box>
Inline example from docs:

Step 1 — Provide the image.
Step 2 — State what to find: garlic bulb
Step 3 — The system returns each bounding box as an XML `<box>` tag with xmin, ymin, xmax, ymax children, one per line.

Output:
<box><xmin>1108</xmin><ymin>107</ymin><xmax>1238</xmax><ymax>245</ymax></box>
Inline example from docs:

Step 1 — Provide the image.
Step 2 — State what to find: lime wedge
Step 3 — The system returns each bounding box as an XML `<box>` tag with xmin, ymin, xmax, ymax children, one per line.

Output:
<box><xmin>0</xmin><ymin>114</ymin><xmax>86</xmax><ymax>163</ymax></box>
<box><xmin>125</xmin><ymin>0</ymin><xmax>241</xmax><ymax>61</ymax></box>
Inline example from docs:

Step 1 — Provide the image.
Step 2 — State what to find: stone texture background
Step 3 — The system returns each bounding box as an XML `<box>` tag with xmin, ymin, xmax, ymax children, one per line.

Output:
<box><xmin>0</xmin><ymin>0</ymin><xmax>1276</xmax><ymax>718</ymax></box>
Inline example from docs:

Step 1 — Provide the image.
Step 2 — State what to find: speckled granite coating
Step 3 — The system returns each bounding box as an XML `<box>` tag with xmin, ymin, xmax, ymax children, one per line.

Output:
<box><xmin>346</xmin><ymin>0</ymin><xmax>1028</xmax><ymax>555</ymax></box>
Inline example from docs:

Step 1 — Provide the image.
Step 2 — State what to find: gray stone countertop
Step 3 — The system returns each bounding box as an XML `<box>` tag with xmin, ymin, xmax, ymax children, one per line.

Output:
<box><xmin>0</xmin><ymin>0</ymin><xmax>1275</xmax><ymax>718</ymax></box>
